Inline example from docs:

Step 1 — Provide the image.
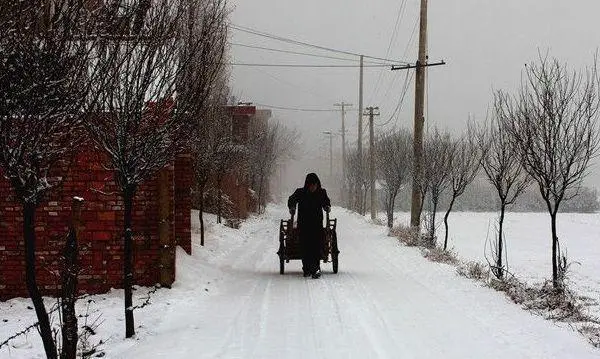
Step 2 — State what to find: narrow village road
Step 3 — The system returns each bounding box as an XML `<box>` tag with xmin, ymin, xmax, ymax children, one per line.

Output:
<box><xmin>114</xmin><ymin>206</ymin><xmax>597</xmax><ymax>359</ymax></box>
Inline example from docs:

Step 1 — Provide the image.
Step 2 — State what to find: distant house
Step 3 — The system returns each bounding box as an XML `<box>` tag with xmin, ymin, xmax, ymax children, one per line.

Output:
<box><xmin>216</xmin><ymin>105</ymin><xmax>272</xmax><ymax>220</ymax></box>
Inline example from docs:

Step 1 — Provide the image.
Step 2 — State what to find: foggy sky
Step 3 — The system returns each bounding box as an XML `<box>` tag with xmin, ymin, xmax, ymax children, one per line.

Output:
<box><xmin>229</xmin><ymin>1</ymin><xmax>600</xmax><ymax>195</ymax></box>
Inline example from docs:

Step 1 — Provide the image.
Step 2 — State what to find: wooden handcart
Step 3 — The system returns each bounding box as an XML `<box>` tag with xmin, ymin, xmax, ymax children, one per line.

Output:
<box><xmin>277</xmin><ymin>212</ymin><xmax>339</xmax><ymax>274</ymax></box>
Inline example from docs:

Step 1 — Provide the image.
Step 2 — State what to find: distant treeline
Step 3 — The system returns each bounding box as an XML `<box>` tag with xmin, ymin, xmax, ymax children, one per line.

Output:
<box><xmin>391</xmin><ymin>178</ymin><xmax>599</xmax><ymax>213</ymax></box>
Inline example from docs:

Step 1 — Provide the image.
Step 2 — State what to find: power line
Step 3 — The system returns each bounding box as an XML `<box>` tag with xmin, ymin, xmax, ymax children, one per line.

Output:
<box><xmin>226</xmin><ymin>62</ymin><xmax>393</xmax><ymax>68</ymax></box>
<box><xmin>402</xmin><ymin>16</ymin><xmax>420</xmax><ymax>61</ymax></box>
<box><xmin>377</xmin><ymin>70</ymin><xmax>414</xmax><ymax>128</ymax></box>
<box><xmin>230</xmin><ymin>42</ymin><xmax>390</xmax><ymax>65</ymax></box>
<box><xmin>253</xmin><ymin>102</ymin><xmax>357</xmax><ymax>112</ymax></box>
<box><xmin>230</xmin><ymin>23</ymin><xmax>411</xmax><ymax>65</ymax></box>
<box><xmin>249</xmin><ymin>66</ymin><xmax>335</xmax><ymax>103</ymax></box>
<box><xmin>368</xmin><ymin>0</ymin><xmax>409</xmax><ymax>103</ymax></box>
<box><xmin>378</xmin><ymin>15</ymin><xmax>420</xmax><ymax>104</ymax></box>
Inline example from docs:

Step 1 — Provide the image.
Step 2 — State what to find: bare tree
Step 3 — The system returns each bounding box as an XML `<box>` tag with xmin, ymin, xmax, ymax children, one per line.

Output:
<box><xmin>0</xmin><ymin>2</ymin><xmax>108</xmax><ymax>357</ymax></box>
<box><xmin>499</xmin><ymin>56</ymin><xmax>600</xmax><ymax>289</ymax></box>
<box><xmin>345</xmin><ymin>145</ymin><xmax>369</xmax><ymax>215</ymax></box>
<box><xmin>422</xmin><ymin>129</ymin><xmax>453</xmax><ymax>245</ymax></box>
<box><xmin>85</xmin><ymin>0</ymin><xmax>229</xmax><ymax>338</ymax></box>
<box><xmin>478</xmin><ymin>112</ymin><xmax>530</xmax><ymax>279</ymax></box>
<box><xmin>375</xmin><ymin>129</ymin><xmax>412</xmax><ymax>228</ymax></box>
<box><xmin>247</xmin><ymin>121</ymin><xmax>299</xmax><ymax>213</ymax></box>
<box><xmin>194</xmin><ymin>84</ymin><xmax>240</xmax><ymax>244</ymax></box>
<box><xmin>443</xmin><ymin>130</ymin><xmax>481</xmax><ymax>251</ymax></box>
<box><xmin>344</xmin><ymin>148</ymin><xmax>358</xmax><ymax>210</ymax></box>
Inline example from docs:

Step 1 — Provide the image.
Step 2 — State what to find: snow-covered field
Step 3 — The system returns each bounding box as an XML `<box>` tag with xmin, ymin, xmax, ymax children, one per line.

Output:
<box><xmin>391</xmin><ymin>211</ymin><xmax>600</xmax><ymax>319</ymax></box>
<box><xmin>1</xmin><ymin>206</ymin><xmax>598</xmax><ymax>358</ymax></box>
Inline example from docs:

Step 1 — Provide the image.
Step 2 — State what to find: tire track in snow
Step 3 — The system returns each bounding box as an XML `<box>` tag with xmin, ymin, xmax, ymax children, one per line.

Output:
<box><xmin>330</xmin><ymin>233</ymin><xmax>417</xmax><ymax>358</ymax></box>
<box><xmin>342</xmin><ymin>219</ymin><xmax>577</xmax><ymax>358</ymax></box>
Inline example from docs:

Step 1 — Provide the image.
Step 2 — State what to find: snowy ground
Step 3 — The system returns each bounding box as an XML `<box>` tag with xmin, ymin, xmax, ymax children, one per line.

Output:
<box><xmin>1</xmin><ymin>206</ymin><xmax>599</xmax><ymax>358</ymax></box>
<box><xmin>390</xmin><ymin>211</ymin><xmax>600</xmax><ymax>320</ymax></box>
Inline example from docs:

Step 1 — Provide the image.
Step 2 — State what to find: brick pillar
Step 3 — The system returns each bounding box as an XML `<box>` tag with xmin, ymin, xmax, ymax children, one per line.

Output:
<box><xmin>158</xmin><ymin>167</ymin><xmax>175</xmax><ymax>287</ymax></box>
<box><xmin>174</xmin><ymin>154</ymin><xmax>192</xmax><ymax>254</ymax></box>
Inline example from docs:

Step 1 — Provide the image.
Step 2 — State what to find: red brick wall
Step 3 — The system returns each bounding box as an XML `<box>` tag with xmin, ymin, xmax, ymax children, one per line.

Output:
<box><xmin>220</xmin><ymin>171</ymin><xmax>250</xmax><ymax>220</ymax></box>
<box><xmin>0</xmin><ymin>150</ymin><xmax>192</xmax><ymax>300</ymax></box>
<box><xmin>174</xmin><ymin>154</ymin><xmax>192</xmax><ymax>254</ymax></box>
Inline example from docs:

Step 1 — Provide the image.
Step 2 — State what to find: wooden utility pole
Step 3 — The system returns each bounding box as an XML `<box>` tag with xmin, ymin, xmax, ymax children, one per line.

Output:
<box><xmin>365</xmin><ymin>106</ymin><xmax>380</xmax><ymax>221</ymax></box>
<box><xmin>410</xmin><ymin>0</ymin><xmax>429</xmax><ymax>229</ymax></box>
<box><xmin>357</xmin><ymin>55</ymin><xmax>364</xmax><ymax>213</ymax></box>
<box><xmin>334</xmin><ymin>102</ymin><xmax>352</xmax><ymax>206</ymax></box>
<box><xmin>390</xmin><ymin>0</ymin><xmax>445</xmax><ymax>228</ymax></box>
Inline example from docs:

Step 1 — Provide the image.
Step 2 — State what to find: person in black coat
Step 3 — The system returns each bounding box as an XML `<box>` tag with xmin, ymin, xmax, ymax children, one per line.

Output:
<box><xmin>288</xmin><ymin>173</ymin><xmax>331</xmax><ymax>278</ymax></box>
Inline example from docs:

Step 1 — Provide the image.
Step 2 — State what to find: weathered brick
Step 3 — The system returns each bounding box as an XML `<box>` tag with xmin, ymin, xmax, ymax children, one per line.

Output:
<box><xmin>92</xmin><ymin>232</ymin><xmax>112</xmax><ymax>241</ymax></box>
<box><xmin>98</xmin><ymin>211</ymin><xmax>116</xmax><ymax>221</ymax></box>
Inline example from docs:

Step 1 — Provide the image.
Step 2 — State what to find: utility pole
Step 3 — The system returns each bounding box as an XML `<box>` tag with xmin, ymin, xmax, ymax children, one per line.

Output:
<box><xmin>364</xmin><ymin>106</ymin><xmax>380</xmax><ymax>221</ymax></box>
<box><xmin>389</xmin><ymin>0</ymin><xmax>445</xmax><ymax>229</ymax></box>
<box><xmin>334</xmin><ymin>102</ymin><xmax>352</xmax><ymax>206</ymax></box>
<box><xmin>410</xmin><ymin>0</ymin><xmax>428</xmax><ymax>229</ymax></box>
<box><xmin>323</xmin><ymin>131</ymin><xmax>334</xmax><ymax>180</ymax></box>
<box><xmin>357</xmin><ymin>55</ymin><xmax>364</xmax><ymax>213</ymax></box>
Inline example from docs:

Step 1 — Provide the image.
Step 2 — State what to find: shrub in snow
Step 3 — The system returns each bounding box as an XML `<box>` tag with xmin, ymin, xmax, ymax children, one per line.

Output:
<box><xmin>390</xmin><ymin>225</ymin><xmax>420</xmax><ymax>247</ymax></box>
<box><xmin>421</xmin><ymin>247</ymin><xmax>459</xmax><ymax>265</ymax></box>
<box><xmin>579</xmin><ymin>325</ymin><xmax>600</xmax><ymax>348</ymax></box>
<box><xmin>457</xmin><ymin>261</ymin><xmax>490</xmax><ymax>281</ymax></box>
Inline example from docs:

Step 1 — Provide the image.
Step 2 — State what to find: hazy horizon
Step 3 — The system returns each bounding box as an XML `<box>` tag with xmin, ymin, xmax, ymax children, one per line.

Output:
<box><xmin>229</xmin><ymin>1</ymin><xmax>600</xmax><ymax>199</ymax></box>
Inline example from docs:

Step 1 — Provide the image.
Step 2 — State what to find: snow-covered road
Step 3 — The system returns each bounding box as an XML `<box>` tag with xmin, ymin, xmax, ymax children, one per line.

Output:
<box><xmin>2</xmin><ymin>206</ymin><xmax>597</xmax><ymax>358</ymax></box>
<box><xmin>115</xmin><ymin>206</ymin><xmax>596</xmax><ymax>359</ymax></box>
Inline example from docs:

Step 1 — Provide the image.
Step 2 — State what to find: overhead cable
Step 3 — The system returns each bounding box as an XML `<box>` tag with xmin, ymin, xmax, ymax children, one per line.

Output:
<box><xmin>230</xmin><ymin>42</ymin><xmax>391</xmax><ymax>65</ymax></box>
<box><xmin>230</xmin><ymin>23</ymin><xmax>411</xmax><ymax>65</ymax></box>
<box><xmin>226</xmin><ymin>62</ymin><xmax>393</xmax><ymax>68</ymax></box>
<box><xmin>253</xmin><ymin>102</ymin><xmax>355</xmax><ymax>112</ymax></box>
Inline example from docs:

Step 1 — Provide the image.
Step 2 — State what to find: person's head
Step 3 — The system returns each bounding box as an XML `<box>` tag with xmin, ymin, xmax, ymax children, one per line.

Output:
<box><xmin>304</xmin><ymin>173</ymin><xmax>321</xmax><ymax>193</ymax></box>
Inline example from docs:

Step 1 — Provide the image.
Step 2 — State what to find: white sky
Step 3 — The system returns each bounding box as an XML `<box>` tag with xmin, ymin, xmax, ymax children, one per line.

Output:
<box><xmin>229</xmin><ymin>1</ymin><xmax>600</xmax><ymax>191</ymax></box>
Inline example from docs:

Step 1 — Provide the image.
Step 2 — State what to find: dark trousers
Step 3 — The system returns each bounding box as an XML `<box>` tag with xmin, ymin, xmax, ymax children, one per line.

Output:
<box><xmin>300</xmin><ymin>227</ymin><xmax>322</xmax><ymax>274</ymax></box>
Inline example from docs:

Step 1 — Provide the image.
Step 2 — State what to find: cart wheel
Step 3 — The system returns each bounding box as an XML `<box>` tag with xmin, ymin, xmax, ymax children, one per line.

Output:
<box><xmin>279</xmin><ymin>257</ymin><xmax>285</xmax><ymax>274</ymax></box>
<box><xmin>331</xmin><ymin>231</ymin><xmax>339</xmax><ymax>274</ymax></box>
<box><xmin>332</xmin><ymin>254</ymin><xmax>338</xmax><ymax>274</ymax></box>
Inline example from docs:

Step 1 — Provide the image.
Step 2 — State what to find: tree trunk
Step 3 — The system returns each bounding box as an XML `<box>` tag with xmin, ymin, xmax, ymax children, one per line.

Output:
<box><xmin>551</xmin><ymin>211</ymin><xmax>559</xmax><ymax>289</ymax></box>
<box><xmin>429</xmin><ymin>200</ymin><xmax>438</xmax><ymax>244</ymax></box>
<box><xmin>497</xmin><ymin>202</ymin><xmax>506</xmax><ymax>279</ymax></box>
<box><xmin>354</xmin><ymin>183</ymin><xmax>361</xmax><ymax>213</ymax></box>
<box><xmin>386</xmin><ymin>193</ymin><xmax>394</xmax><ymax>228</ymax></box>
<box><xmin>60</xmin><ymin>198</ymin><xmax>82</xmax><ymax>359</ymax></box>
<box><xmin>23</xmin><ymin>202</ymin><xmax>57</xmax><ymax>359</ymax></box>
<box><xmin>60</xmin><ymin>201</ymin><xmax>80</xmax><ymax>359</ymax></box>
<box><xmin>217</xmin><ymin>177</ymin><xmax>222</xmax><ymax>224</ymax></box>
<box><xmin>123</xmin><ymin>187</ymin><xmax>135</xmax><ymax>338</ymax></box>
<box><xmin>199</xmin><ymin>195</ymin><xmax>205</xmax><ymax>246</ymax></box>
<box><xmin>197</xmin><ymin>182</ymin><xmax>205</xmax><ymax>246</ymax></box>
<box><xmin>443</xmin><ymin>196</ymin><xmax>456</xmax><ymax>251</ymax></box>
<box><xmin>346</xmin><ymin>183</ymin><xmax>353</xmax><ymax>209</ymax></box>
<box><xmin>258</xmin><ymin>175</ymin><xmax>264</xmax><ymax>214</ymax></box>
<box><xmin>417</xmin><ymin>192</ymin><xmax>426</xmax><ymax>225</ymax></box>
<box><xmin>362</xmin><ymin>185</ymin><xmax>368</xmax><ymax>216</ymax></box>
